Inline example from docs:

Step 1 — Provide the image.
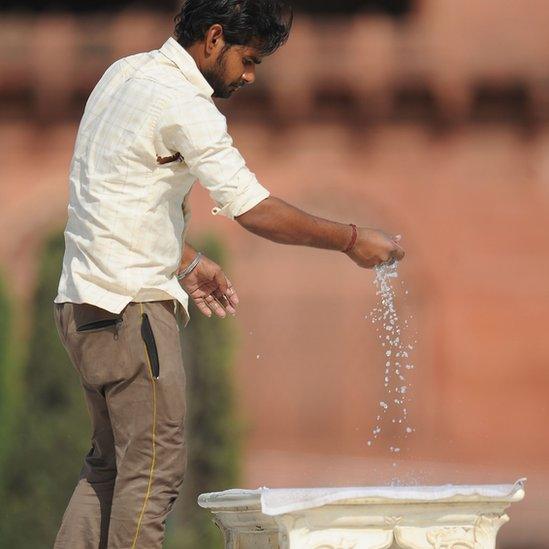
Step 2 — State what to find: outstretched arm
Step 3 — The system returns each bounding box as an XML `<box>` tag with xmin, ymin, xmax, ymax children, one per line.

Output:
<box><xmin>235</xmin><ymin>196</ymin><xmax>405</xmax><ymax>268</ymax></box>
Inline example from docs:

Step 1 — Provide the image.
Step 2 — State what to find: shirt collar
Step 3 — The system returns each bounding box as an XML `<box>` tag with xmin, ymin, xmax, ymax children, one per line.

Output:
<box><xmin>159</xmin><ymin>37</ymin><xmax>214</xmax><ymax>98</ymax></box>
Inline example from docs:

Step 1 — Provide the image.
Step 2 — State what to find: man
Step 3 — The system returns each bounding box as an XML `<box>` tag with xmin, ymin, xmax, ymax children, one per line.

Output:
<box><xmin>52</xmin><ymin>0</ymin><xmax>405</xmax><ymax>547</ymax></box>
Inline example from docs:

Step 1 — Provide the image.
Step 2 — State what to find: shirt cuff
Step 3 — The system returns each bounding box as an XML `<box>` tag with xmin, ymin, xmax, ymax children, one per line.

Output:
<box><xmin>211</xmin><ymin>185</ymin><xmax>270</xmax><ymax>220</ymax></box>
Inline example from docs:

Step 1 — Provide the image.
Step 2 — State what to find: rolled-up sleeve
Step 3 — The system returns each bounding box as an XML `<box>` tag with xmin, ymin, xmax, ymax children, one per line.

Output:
<box><xmin>156</xmin><ymin>90</ymin><xmax>270</xmax><ymax>220</ymax></box>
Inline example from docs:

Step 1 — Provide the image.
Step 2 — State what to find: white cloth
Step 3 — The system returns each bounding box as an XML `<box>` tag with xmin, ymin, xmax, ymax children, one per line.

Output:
<box><xmin>54</xmin><ymin>37</ymin><xmax>270</xmax><ymax>322</ymax></box>
<box><xmin>259</xmin><ymin>478</ymin><xmax>526</xmax><ymax>515</ymax></box>
<box><xmin>198</xmin><ymin>478</ymin><xmax>527</xmax><ymax>516</ymax></box>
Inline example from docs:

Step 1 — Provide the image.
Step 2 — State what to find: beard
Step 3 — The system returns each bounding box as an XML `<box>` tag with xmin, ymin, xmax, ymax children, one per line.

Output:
<box><xmin>203</xmin><ymin>47</ymin><xmax>241</xmax><ymax>99</ymax></box>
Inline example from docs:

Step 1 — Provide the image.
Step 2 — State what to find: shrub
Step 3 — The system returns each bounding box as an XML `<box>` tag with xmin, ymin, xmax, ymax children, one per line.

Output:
<box><xmin>0</xmin><ymin>231</ymin><xmax>89</xmax><ymax>548</ymax></box>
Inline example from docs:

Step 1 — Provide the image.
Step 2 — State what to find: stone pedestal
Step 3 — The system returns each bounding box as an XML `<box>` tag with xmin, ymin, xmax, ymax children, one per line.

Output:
<box><xmin>198</xmin><ymin>479</ymin><xmax>525</xmax><ymax>548</ymax></box>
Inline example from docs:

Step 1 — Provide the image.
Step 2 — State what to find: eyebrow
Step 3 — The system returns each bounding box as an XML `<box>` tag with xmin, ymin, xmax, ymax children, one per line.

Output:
<box><xmin>250</xmin><ymin>56</ymin><xmax>262</xmax><ymax>65</ymax></box>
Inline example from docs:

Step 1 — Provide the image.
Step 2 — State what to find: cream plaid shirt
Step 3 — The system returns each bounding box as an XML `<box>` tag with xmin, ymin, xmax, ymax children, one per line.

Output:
<box><xmin>54</xmin><ymin>37</ymin><xmax>270</xmax><ymax>323</ymax></box>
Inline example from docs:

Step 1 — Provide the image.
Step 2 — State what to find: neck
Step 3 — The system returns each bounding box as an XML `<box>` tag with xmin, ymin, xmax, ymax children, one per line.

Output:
<box><xmin>184</xmin><ymin>42</ymin><xmax>206</xmax><ymax>73</ymax></box>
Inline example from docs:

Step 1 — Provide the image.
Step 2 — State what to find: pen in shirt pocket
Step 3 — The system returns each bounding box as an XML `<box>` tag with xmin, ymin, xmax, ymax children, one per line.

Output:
<box><xmin>156</xmin><ymin>152</ymin><xmax>184</xmax><ymax>164</ymax></box>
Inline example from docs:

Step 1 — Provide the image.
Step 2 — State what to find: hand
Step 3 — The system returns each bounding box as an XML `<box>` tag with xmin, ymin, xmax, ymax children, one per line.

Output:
<box><xmin>345</xmin><ymin>227</ymin><xmax>405</xmax><ymax>268</ymax></box>
<box><xmin>177</xmin><ymin>254</ymin><xmax>239</xmax><ymax>318</ymax></box>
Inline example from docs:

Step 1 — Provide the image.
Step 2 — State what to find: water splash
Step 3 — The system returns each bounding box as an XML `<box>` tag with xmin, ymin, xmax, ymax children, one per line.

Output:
<box><xmin>367</xmin><ymin>261</ymin><xmax>416</xmax><ymax>451</ymax></box>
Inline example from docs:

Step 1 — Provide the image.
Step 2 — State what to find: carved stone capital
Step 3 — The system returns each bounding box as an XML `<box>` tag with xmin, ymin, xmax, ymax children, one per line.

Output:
<box><xmin>198</xmin><ymin>482</ymin><xmax>525</xmax><ymax>549</ymax></box>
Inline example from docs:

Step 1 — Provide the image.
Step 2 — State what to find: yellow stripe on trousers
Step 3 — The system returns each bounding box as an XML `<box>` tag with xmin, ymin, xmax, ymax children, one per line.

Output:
<box><xmin>131</xmin><ymin>302</ymin><xmax>158</xmax><ymax>549</ymax></box>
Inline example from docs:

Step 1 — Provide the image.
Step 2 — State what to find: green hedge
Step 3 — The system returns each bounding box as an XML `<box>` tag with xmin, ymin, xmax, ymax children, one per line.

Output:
<box><xmin>0</xmin><ymin>231</ymin><xmax>89</xmax><ymax>548</ymax></box>
<box><xmin>0</xmin><ymin>269</ymin><xmax>19</xmax><ymax>493</ymax></box>
<box><xmin>0</xmin><ymin>231</ymin><xmax>241</xmax><ymax>548</ymax></box>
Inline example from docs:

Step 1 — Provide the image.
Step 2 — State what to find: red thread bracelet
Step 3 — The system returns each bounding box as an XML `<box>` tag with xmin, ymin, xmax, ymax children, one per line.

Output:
<box><xmin>343</xmin><ymin>223</ymin><xmax>358</xmax><ymax>253</ymax></box>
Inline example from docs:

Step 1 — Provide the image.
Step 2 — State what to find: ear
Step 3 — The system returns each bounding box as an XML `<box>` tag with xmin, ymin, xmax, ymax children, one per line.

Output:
<box><xmin>205</xmin><ymin>23</ymin><xmax>225</xmax><ymax>54</ymax></box>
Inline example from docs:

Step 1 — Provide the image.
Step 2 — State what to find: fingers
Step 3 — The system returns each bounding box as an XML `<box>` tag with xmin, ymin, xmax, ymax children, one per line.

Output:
<box><xmin>377</xmin><ymin>238</ymin><xmax>405</xmax><ymax>267</ymax></box>
<box><xmin>213</xmin><ymin>269</ymin><xmax>229</xmax><ymax>295</ymax></box>
<box><xmin>212</xmin><ymin>272</ymin><xmax>239</xmax><ymax>315</ymax></box>
<box><xmin>212</xmin><ymin>271</ymin><xmax>240</xmax><ymax>315</ymax></box>
<box><xmin>224</xmin><ymin>278</ymin><xmax>239</xmax><ymax>308</ymax></box>
<box><xmin>196</xmin><ymin>288</ymin><xmax>238</xmax><ymax>319</ymax></box>
<box><xmin>213</xmin><ymin>289</ymin><xmax>236</xmax><ymax>315</ymax></box>
<box><xmin>194</xmin><ymin>296</ymin><xmax>214</xmax><ymax>318</ymax></box>
<box><xmin>203</xmin><ymin>293</ymin><xmax>227</xmax><ymax>318</ymax></box>
<box><xmin>349</xmin><ymin>229</ymin><xmax>406</xmax><ymax>269</ymax></box>
<box><xmin>190</xmin><ymin>273</ymin><xmax>240</xmax><ymax>319</ymax></box>
<box><xmin>390</xmin><ymin>234</ymin><xmax>405</xmax><ymax>261</ymax></box>
<box><xmin>193</xmin><ymin>293</ymin><xmax>226</xmax><ymax>318</ymax></box>
<box><xmin>393</xmin><ymin>244</ymin><xmax>405</xmax><ymax>261</ymax></box>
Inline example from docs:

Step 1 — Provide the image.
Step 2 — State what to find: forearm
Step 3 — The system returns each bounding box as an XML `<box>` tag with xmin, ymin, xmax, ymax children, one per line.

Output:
<box><xmin>235</xmin><ymin>196</ymin><xmax>353</xmax><ymax>251</ymax></box>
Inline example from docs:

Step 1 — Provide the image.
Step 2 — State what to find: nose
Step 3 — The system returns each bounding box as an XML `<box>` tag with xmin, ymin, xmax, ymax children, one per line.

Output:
<box><xmin>242</xmin><ymin>68</ymin><xmax>256</xmax><ymax>85</ymax></box>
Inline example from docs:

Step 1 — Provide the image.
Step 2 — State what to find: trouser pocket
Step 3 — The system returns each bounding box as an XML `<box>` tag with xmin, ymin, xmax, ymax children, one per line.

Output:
<box><xmin>141</xmin><ymin>312</ymin><xmax>160</xmax><ymax>379</ymax></box>
<box><xmin>77</xmin><ymin>318</ymin><xmax>122</xmax><ymax>331</ymax></box>
<box><xmin>73</xmin><ymin>303</ymin><xmax>123</xmax><ymax>332</ymax></box>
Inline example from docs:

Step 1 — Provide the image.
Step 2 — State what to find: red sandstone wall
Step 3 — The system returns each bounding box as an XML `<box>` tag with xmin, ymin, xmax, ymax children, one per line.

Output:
<box><xmin>2</xmin><ymin>121</ymin><xmax>547</xmax><ymax>544</ymax></box>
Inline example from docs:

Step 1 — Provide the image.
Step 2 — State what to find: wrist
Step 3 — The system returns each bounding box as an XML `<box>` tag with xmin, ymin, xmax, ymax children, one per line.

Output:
<box><xmin>342</xmin><ymin>223</ymin><xmax>358</xmax><ymax>254</ymax></box>
<box><xmin>180</xmin><ymin>242</ymin><xmax>196</xmax><ymax>264</ymax></box>
<box><xmin>176</xmin><ymin>251</ymin><xmax>202</xmax><ymax>280</ymax></box>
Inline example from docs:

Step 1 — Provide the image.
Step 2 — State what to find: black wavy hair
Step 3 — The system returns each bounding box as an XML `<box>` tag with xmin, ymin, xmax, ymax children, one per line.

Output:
<box><xmin>174</xmin><ymin>0</ymin><xmax>293</xmax><ymax>56</ymax></box>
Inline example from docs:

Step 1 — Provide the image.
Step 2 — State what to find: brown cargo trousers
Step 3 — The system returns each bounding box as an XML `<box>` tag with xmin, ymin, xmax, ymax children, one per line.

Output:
<box><xmin>52</xmin><ymin>299</ymin><xmax>187</xmax><ymax>549</ymax></box>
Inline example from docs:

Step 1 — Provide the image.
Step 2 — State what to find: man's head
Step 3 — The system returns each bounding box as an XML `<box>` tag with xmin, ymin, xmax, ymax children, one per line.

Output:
<box><xmin>174</xmin><ymin>0</ymin><xmax>293</xmax><ymax>98</ymax></box>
